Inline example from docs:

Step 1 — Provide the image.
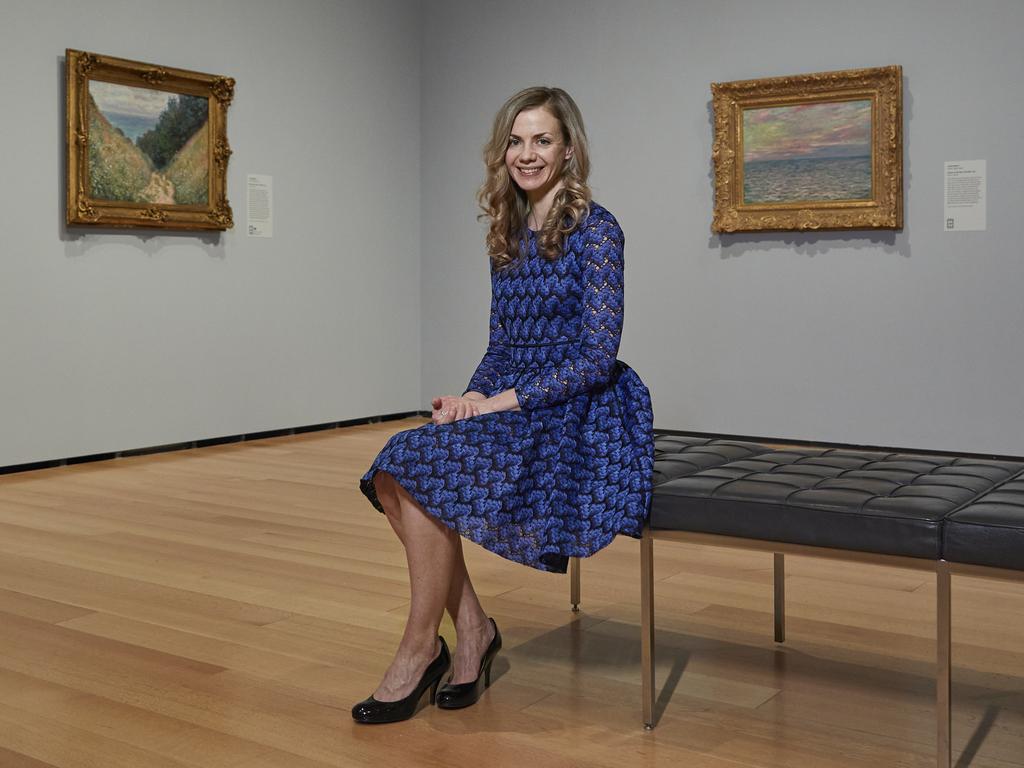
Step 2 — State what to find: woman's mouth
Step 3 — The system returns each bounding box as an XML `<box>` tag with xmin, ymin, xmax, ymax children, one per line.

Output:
<box><xmin>517</xmin><ymin>166</ymin><xmax>543</xmax><ymax>177</ymax></box>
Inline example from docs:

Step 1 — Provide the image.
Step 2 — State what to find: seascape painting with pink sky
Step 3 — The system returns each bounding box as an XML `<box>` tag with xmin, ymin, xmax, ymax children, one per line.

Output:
<box><xmin>742</xmin><ymin>99</ymin><xmax>872</xmax><ymax>204</ymax></box>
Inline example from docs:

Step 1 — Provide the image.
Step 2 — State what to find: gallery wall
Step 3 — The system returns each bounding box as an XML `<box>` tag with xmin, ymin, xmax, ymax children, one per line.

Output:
<box><xmin>0</xmin><ymin>0</ymin><xmax>423</xmax><ymax>467</ymax></box>
<box><xmin>420</xmin><ymin>0</ymin><xmax>1024</xmax><ymax>455</ymax></box>
<box><xmin>4</xmin><ymin>0</ymin><xmax>1022</xmax><ymax>469</ymax></box>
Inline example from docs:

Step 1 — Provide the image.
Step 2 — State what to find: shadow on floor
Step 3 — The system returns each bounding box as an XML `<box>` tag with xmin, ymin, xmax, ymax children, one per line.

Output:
<box><xmin>505</xmin><ymin>618</ymin><xmax>1024</xmax><ymax>764</ymax></box>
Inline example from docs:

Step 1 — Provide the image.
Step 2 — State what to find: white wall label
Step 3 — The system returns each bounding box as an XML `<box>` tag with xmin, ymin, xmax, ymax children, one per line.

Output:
<box><xmin>247</xmin><ymin>174</ymin><xmax>273</xmax><ymax>237</ymax></box>
<box><xmin>944</xmin><ymin>160</ymin><xmax>986</xmax><ymax>232</ymax></box>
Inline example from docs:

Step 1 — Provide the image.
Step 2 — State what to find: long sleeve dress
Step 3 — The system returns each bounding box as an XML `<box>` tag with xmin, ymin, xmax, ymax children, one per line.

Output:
<box><xmin>360</xmin><ymin>203</ymin><xmax>654</xmax><ymax>573</ymax></box>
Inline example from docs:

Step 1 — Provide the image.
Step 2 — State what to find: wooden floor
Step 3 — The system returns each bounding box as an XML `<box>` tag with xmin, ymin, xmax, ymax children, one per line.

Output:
<box><xmin>1</xmin><ymin>418</ymin><xmax>1023</xmax><ymax>768</ymax></box>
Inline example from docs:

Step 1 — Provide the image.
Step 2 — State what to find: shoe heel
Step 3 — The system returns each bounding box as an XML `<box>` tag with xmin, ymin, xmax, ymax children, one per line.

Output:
<box><xmin>429</xmin><ymin>678</ymin><xmax>441</xmax><ymax>705</ymax></box>
<box><xmin>483</xmin><ymin>658</ymin><xmax>493</xmax><ymax>688</ymax></box>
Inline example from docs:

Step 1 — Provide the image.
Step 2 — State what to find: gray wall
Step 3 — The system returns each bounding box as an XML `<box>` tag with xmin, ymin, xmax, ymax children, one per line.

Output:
<box><xmin>4</xmin><ymin>0</ymin><xmax>1022</xmax><ymax>468</ymax></box>
<box><xmin>0</xmin><ymin>0</ymin><xmax>422</xmax><ymax>466</ymax></box>
<box><xmin>421</xmin><ymin>0</ymin><xmax>1024</xmax><ymax>455</ymax></box>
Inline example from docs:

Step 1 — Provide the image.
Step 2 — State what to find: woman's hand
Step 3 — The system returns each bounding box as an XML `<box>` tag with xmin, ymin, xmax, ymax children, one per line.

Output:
<box><xmin>430</xmin><ymin>389</ymin><xmax>518</xmax><ymax>425</ymax></box>
<box><xmin>431</xmin><ymin>395</ymin><xmax>483</xmax><ymax>424</ymax></box>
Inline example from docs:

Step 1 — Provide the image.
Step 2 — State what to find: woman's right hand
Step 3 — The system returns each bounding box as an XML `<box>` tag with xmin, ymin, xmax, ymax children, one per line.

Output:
<box><xmin>431</xmin><ymin>395</ymin><xmax>482</xmax><ymax>424</ymax></box>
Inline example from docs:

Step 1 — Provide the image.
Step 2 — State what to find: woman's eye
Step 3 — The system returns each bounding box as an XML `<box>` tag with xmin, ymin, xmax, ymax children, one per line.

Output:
<box><xmin>538</xmin><ymin>138</ymin><xmax>551</xmax><ymax>146</ymax></box>
<box><xmin>508</xmin><ymin>137</ymin><xmax>520</xmax><ymax>146</ymax></box>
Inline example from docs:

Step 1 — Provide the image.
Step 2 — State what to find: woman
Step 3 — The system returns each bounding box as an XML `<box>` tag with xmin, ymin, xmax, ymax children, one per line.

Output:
<box><xmin>351</xmin><ymin>86</ymin><xmax>654</xmax><ymax>724</ymax></box>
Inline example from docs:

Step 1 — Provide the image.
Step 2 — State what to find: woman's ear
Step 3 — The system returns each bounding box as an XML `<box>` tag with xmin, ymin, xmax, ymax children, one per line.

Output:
<box><xmin>564</xmin><ymin>145</ymin><xmax>574</xmax><ymax>160</ymax></box>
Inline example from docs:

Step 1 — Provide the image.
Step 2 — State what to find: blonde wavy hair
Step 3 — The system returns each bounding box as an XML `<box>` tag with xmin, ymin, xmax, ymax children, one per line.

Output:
<box><xmin>478</xmin><ymin>87</ymin><xmax>592</xmax><ymax>269</ymax></box>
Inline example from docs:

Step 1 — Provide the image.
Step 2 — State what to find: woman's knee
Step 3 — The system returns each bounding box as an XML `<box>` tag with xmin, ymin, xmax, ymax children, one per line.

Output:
<box><xmin>375</xmin><ymin>470</ymin><xmax>452</xmax><ymax>536</ymax></box>
<box><xmin>374</xmin><ymin>471</ymin><xmax>403</xmax><ymax>522</ymax></box>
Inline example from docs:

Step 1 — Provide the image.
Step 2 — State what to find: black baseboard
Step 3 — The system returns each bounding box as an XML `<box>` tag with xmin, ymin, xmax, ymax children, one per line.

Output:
<box><xmin>8</xmin><ymin>417</ymin><xmax>1014</xmax><ymax>478</ymax></box>
<box><xmin>0</xmin><ymin>411</ymin><xmax>429</xmax><ymax>477</ymax></box>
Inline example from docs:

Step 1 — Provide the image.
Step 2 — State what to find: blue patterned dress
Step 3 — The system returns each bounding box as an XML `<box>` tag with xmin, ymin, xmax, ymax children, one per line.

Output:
<box><xmin>360</xmin><ymin>204</ymin><xmax>654</xmax><ymax>573</ymax></box>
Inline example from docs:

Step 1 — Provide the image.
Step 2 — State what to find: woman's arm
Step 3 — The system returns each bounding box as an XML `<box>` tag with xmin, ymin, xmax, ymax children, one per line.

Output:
<box><xmin>438</xmin><ymin>213</ymin><xmax>625</xmax><ymax>421</ymax></box>
<box><xmin>463</xmin><ymin>278</ymin><xmax>508</xmax><ymax>398</ymax></box>
<box><xmin>515</xmin><ymin>213</ymin><xmax>624</xmax><ymax>410</ymax></box>
<box><xmin>431</xmin><ymin>273</ymin><xmax>518</xmax><ymax>424</ymax></box>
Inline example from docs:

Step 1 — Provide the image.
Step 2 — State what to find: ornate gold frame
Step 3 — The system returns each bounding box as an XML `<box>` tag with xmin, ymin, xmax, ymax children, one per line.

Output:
<box><xmin>66</xmin><ymin>49</ymin><xmax>234</xmax><ymax>230</ymax></box>
<box><xmin>711</xmin><ymin>65</ymin><xmax>902</xmax><ymax>234</ymax></box>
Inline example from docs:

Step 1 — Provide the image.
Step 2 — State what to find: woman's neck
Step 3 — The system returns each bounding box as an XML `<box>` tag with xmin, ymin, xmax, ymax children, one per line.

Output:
<box><xmin>527</xmin><ymin>183</ymin><xmax>563</xmax><ymax>230</ymax></box>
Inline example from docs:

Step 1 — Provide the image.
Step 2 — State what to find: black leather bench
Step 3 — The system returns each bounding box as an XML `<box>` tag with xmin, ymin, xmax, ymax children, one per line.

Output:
<box><xmin>568</xmin><ymin>435</ymin><xmax>1024</xmax><ymax>768</ymax></box>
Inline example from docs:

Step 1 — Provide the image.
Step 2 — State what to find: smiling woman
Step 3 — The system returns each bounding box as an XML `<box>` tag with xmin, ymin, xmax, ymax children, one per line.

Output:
<box><xmin>479</xmin><ymin>87</ymin><xmax>592</xmax><ymax>268</ymax></box>
<box><xmin>504</xmin><ymin>108</ymin><xmax>571</xmax><ymax>220</ymax></box>
<box><xmin>350</xmin><ymin>86</ymin><xmax>654</xmax><ymax>725</ymax></box>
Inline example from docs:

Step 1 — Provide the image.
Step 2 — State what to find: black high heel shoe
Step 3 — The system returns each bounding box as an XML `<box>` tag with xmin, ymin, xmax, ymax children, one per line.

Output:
<box><xmin>351</xmin><ymin>637</ymin><xmax>451</xmax><ymax>724</ymax></box>
<box><xmin>436</xmin><ymin>618</ymin><xmax>502</xmax><ymax>710</ymax></box>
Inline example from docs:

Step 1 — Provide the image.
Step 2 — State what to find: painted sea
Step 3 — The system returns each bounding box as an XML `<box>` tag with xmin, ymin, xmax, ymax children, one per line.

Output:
<box><xmin>743</xmin><ymin>156</ymin><xmax>871</xmax><ymax>204</ymax></box>
<box><xmin>99</xmin><ymin>111</ymin><xmax>158</xmax><ymax>141</ymax></box>
<box><xmin>89</xmin><ymin>80</ymin><xmax>169</xmax><ymax>139</ymax></box>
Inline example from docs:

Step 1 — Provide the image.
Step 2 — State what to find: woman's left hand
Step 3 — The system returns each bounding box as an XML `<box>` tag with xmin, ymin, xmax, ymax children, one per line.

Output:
<box><xmin>431</xmin><ymin>395</ymin><xmax>491</xmax><ymax>424</ymax></box>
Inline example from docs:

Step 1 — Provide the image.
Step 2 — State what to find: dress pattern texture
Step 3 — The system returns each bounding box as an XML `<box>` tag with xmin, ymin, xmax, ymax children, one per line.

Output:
<box><xmin>360</xmin><ymin>204</ymin><xmax>654</xmax><ymax>573</ymax></box>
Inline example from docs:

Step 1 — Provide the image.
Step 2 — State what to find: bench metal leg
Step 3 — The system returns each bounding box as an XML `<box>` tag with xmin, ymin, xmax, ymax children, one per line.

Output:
<box><xmin>937</xmin><ymin>560</ymin><xmax>951</xmax><ymax>768</ymax></box>
<box><xmin>774</xmin><ymin>552</ymin><xmax>786</xmax><ymax>643</ymax></box>
<box><xmin>641</xmin><ymin>525</ymin><xmax>655</xmax><ymax>729</ymax></box>
<box><xmin>569</xmin><ymin>556</ymin><xmax>581</xmax><ymax>612</ymax></box>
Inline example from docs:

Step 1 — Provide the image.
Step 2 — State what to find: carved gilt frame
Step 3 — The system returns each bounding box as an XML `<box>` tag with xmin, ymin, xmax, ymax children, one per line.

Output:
<box><xmin>711</xmin><ymin>65</ymin><xmax>902</xmax><ymax>233</ymax></box>
<box><xmin>66</xmin><ymin>49</ymin><xmax>234</xmax><ymax>230</ymax></box>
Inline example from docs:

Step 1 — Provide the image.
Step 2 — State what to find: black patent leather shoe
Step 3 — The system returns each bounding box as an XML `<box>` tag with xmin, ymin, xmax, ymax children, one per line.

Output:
<box><xmin>436</xmin><ymin>618</ymin><xmax>502</xmax><ymax>710</ymax></box>
<box><xmin>351</xmin><ymin>637</ymin><xmax>451</xmax><ymax>724</ymax></box>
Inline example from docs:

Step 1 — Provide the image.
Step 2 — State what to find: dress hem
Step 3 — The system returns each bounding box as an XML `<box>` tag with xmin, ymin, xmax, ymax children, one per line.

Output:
<box><xmin>360</xmin><ymin>467</ymin><xmax>643</xmax><ymax>574</ymax></box>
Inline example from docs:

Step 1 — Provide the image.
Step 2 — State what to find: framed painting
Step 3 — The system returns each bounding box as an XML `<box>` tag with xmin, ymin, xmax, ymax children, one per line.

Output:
<box><xmin>711</xmin><ymin>65</ymin><xmax>902</xmax><ymax>233</ymax></box>
<box><xmin>66</xmin><ymin>49</ymin><xmax>234</xmax><ymax>230</ymax></box>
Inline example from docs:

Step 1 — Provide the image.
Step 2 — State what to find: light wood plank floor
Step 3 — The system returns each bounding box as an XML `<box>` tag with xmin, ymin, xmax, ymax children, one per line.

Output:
<box><xmin>1</xmin><ymin>418</ymin><xmax>1023</xmax><ymax>767</ymax></box>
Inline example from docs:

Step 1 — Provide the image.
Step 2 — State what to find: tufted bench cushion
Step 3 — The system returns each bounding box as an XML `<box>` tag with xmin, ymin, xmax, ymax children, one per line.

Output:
<box><xmin>943</xmin><ymin>474</ymin><xmax>1024</xmax><ymax>570</ymax></box>
<box><xmin>640</xmin><ymin>438</ymin><xmax>1024</xmax><ymax>763</ymax></box>
<box><xmin>652</xmin><ymin>435</ymin><xmax>773</xmax><ymax>485</ymax></box>
<box><xmin>650</xmin><ymin>447</ymin><xmax>1024</xmax><ymax>559</ymax></box>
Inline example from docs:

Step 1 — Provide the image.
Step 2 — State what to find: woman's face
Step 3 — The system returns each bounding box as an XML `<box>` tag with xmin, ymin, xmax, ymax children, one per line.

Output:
<box><xmin>505</xmin><ymin>107</ymin><xmax>572</xmax><ymax>200</ymax></box>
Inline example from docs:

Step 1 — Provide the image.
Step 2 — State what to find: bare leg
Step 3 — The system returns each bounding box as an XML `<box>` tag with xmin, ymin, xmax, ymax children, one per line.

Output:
<box><xmin>374</xmin><ymin>470</ymin><xmax>408</xmax><ymax>545</ymax></box>
<box><xmin>374</xmin><ymin>471</ymin><xmax>495</xmax><ymax>688</ymax></box>
<box><xmin>445</xmin><ymin>537</ymin><xmax>496</xmax><ymax>684</ymax></box>
<box><xmin>371</xmin><ymin>471</ymin><xmax>457</xmax><ymax>700</ymax></box>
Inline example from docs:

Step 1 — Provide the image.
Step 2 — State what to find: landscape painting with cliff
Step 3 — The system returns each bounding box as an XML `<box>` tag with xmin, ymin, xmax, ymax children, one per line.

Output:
<box><xmin>87</xmin><ymin>80</ymin><xmax>209</xmax><ymax>205</ymax></box>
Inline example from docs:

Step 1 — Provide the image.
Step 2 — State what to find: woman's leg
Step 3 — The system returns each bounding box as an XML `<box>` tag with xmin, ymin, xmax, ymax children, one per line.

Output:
<box><xmin>371</xmin><ymin>471</ymin><xmax>456</xmax><ymax>700</ymax></box>
<box><xmin>445</xmin><ymin>537</ymin><xmax>496</xmax><ymax>684</ymax></box>
<box><xmin>373</xmin><ymin>471</ymin><xmax>494</xmax><ymax>690</ymax></box>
